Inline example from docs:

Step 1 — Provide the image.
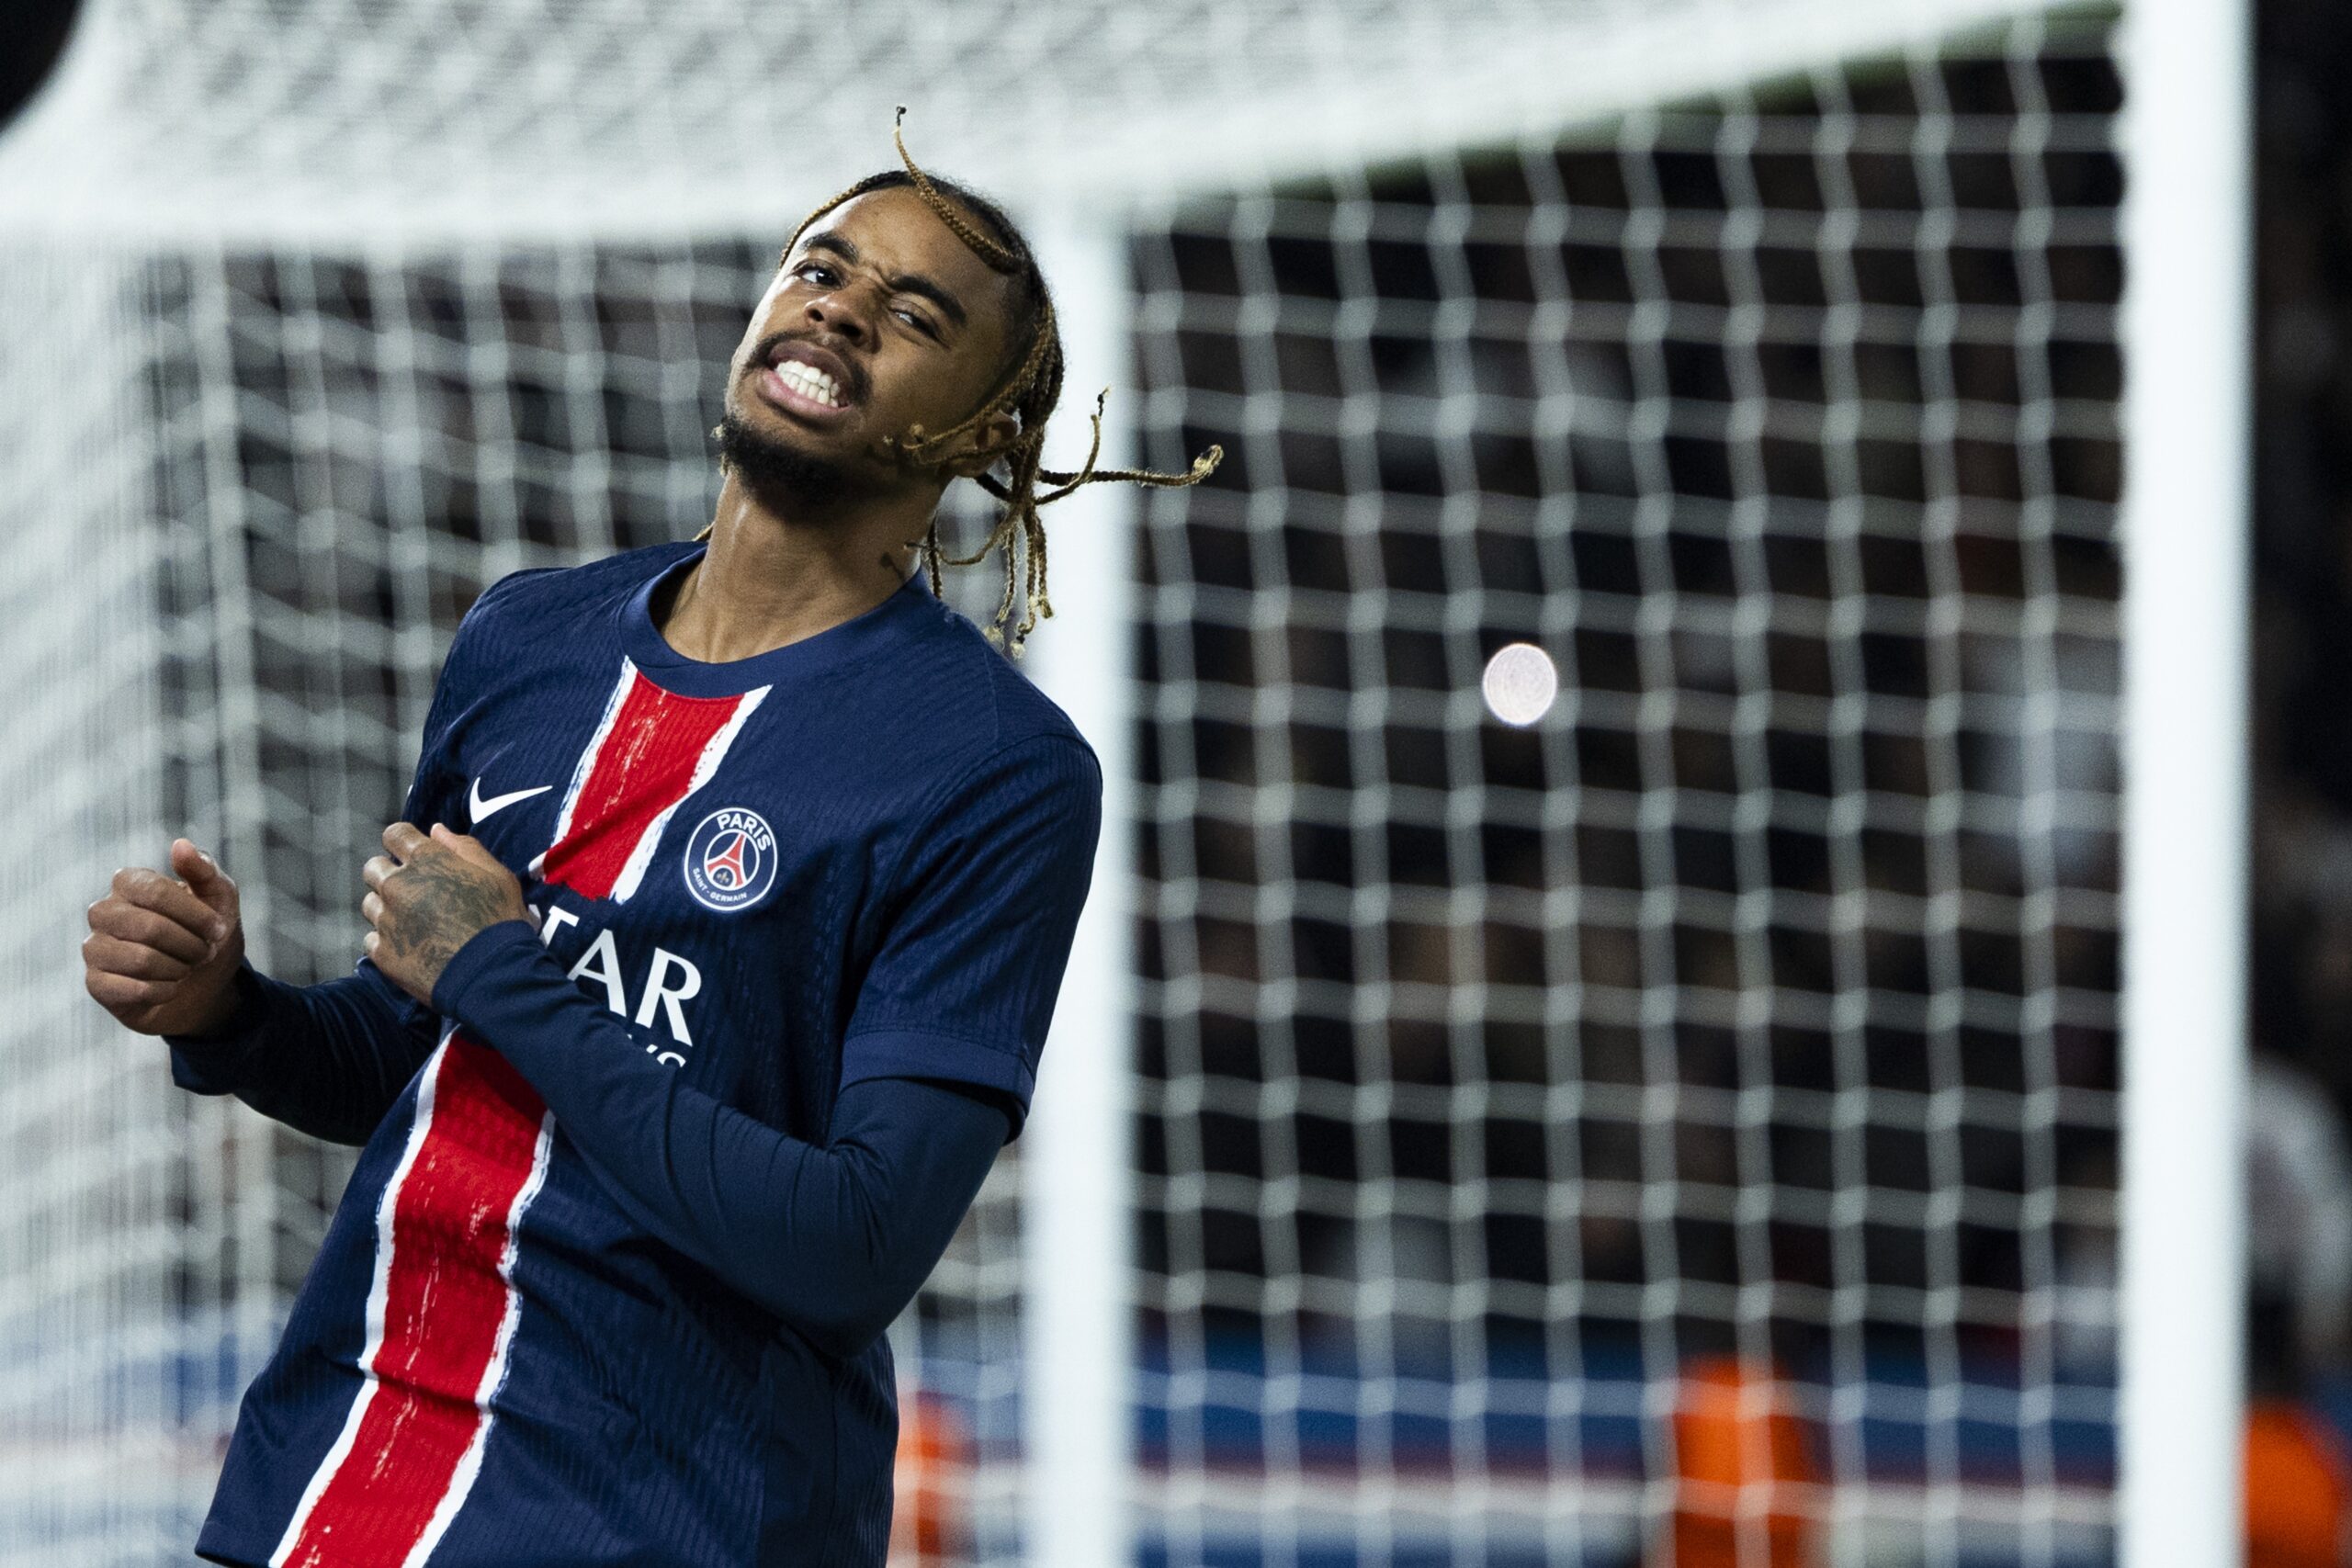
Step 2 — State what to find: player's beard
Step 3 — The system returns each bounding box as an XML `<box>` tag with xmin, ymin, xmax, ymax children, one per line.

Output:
<box><xmin>716</xmin><ymin>410</ymin><xmax>852</xmax><ymax>512</ymax></box>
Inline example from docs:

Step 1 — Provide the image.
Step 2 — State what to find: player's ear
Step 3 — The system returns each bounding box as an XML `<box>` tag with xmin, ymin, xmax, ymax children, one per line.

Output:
<box><xmin>938</xmin><ymin>411</ymin><xmax>1022</xmax><ymax>479</ymax></box>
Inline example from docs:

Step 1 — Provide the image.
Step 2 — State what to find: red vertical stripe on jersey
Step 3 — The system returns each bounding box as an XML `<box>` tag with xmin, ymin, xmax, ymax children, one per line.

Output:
<box><xmin>539</xmin><ymin>670</ymin><xmax>745</xmax><ymax>899</ymax></box>
<box><xmin>275</xmin><ymin>660</ymin><xmax>763</xmax><ymax>1563</ymax></box>
<box><xmin>276</xmin><ymin>1041</ymin><xmax>548</xmax><ymax>1568</ymax></box>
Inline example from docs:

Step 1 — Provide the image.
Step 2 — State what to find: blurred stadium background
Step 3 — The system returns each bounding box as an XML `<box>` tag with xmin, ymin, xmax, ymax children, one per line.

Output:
<box><xmin>0</xmin><ymin>0</ymin><xmax>2328</xmax><ymax>1564</ymax></box>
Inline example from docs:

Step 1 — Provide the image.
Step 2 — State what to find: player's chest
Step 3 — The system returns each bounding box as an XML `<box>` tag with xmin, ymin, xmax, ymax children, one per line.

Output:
<box><xmin>445</xmin><ymin>653</ymin><xmax>919</xmax><ymax>951</ymax></box>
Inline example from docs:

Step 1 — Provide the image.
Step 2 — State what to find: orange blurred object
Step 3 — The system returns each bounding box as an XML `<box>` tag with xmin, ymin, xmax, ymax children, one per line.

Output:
<box><xmin>1653</xmin><ymin>1356</ymin><xmax>1819</xmax><ymax>1568</ymax></box>
<box><xmin>2245</xmin><ymin>1398</ymin><xmax>2352</xmax><ymax>1568</ymax></box>
<box><xmin>889</xmin><ymin>1387</ymin><xmax>973</xmax><ymax>1566</ymax></box>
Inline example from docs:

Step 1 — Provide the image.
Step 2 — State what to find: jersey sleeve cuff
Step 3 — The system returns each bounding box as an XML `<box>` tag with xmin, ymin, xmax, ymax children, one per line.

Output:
<box><xmin>164</xmin><ymin>961</ymin><xmax>281</xmax><ymax>1094</ymax></box>
<box><xmin>429</xmin><ymin>919</ymin><xmax>550</xmax><ymax>1026</ymax></box>
<box><xmin>838</xmin><ymin>1028</ymin><xmax>1035</xmax><ymax>1131</ymax></box>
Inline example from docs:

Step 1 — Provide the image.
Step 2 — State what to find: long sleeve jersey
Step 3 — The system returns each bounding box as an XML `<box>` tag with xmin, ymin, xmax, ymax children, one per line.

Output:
<box><xmin>170</xmin><ymin>543</ymin><xmax>1102</xmax><ymax>1567</ymax></box>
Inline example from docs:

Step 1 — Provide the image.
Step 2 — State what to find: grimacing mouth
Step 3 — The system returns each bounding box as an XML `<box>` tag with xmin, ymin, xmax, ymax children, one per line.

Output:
<box><xmin>751</xmin><ymin>333</ymin><xmax>865</xmax><ymax>411</ymax></box>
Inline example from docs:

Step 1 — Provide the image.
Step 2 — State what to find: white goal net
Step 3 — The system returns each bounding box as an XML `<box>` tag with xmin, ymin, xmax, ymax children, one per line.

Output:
<box><xmin>1126</xmin><ymin>13</ymin><xmax>2127</xmax><ymax>1566</ymax></box>
<box><xmin>0</xmin><ymin>2</ymin><xmax>2176</xmax><ymax>1565</ymax></box>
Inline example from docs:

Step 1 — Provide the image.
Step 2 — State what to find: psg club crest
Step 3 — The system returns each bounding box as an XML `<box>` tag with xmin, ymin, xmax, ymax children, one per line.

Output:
<box><xmin>682</xmin><ymin>807</ymin><xmax>778</xmax><ymax>913</ymax></box>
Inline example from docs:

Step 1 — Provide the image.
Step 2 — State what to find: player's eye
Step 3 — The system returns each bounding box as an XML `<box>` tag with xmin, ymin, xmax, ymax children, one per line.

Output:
<box><xmin>895</xmin><ymin>306</ymin><xmax>940</xmax><ymax>341</ymax></box>
<box><xmin>793</xmin><ymin>261</ymin><xmax>838</xmax><ymax>286</ymax></box>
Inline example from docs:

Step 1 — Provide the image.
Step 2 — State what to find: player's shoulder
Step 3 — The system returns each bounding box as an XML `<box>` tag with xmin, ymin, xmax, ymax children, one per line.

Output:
<box><xmin>890</xmin><ymin>601</ymin><xmax>1100</xmax><ymax>789</ymax></box>
<box><xmin>460</xmin><ymin>539</ymin><xmax>695</xmax><ymax>634</ymax></box>
<box><xmin>436</xmin><ymin>542</ymin><xmax>695</xmax><ymax>691</ymax></box>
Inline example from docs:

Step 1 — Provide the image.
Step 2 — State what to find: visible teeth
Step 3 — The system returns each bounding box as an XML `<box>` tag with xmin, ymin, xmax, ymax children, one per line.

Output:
<box><xmin>775</xmin><ymin>360</ymin><xmax>842</xmax><ymax>409</ymax></box>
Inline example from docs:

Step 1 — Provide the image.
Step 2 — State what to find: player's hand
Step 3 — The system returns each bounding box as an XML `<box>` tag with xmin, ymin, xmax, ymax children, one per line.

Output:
<box><xmin>84</xmin><ymin>839</ymin><xmax>246</xmax><ymax>1037</ymax></box>
<box><xmin>362</xmin><ymin>821</ymin><xmax>532</xmax><ymax>1007</ymax></box>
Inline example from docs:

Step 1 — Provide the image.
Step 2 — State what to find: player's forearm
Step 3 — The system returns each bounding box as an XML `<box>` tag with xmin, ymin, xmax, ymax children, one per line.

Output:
<box><xmin>434</xmin><ymin>921</ymin><xmax>1007</xmax><ymax>1358</ymax></box>
<box><xmin>166</xmin><ymin>961</ymin><xmax>441</xmax><ymax>1145</ymax></box>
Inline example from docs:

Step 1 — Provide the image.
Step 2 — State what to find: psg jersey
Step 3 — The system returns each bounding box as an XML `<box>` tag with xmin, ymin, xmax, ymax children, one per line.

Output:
<box><xmin>186</xmin><ymin>541</ymin><xmax>1102</xmax><ymax>1566</ymax></box>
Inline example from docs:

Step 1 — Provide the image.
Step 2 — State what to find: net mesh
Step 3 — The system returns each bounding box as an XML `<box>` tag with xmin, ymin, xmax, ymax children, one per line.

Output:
<box><xmin>1128</xmin><ymin>11</ymin><xmax>2124</xmax><ymax>1565</ymax></box>
<box><xmin>0</xmin><ymin>3</ymin><xmax>2131</xmax><ymax>1565</ymax></box>
<box><xmin>0</xmin><ymin>250</ymin><xmax>185</xmax><ymax>1564</ymax></box>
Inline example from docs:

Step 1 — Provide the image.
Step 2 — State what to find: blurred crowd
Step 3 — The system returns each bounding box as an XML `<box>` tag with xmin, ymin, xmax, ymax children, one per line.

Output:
<box><xmin>2256</xmin><ymin>0</ymin><xmax>2352</xmax><ymax>1395</ymax></box>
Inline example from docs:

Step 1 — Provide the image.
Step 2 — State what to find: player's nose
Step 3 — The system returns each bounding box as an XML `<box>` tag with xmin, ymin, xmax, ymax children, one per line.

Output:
<box><xmin>801</xmin><ymin>291</ymin><xmax>873</xmax><ymax>347</ymax></box>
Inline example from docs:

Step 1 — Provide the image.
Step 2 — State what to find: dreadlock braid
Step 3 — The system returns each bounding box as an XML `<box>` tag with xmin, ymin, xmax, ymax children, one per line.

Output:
<box><xmin>722</xmin><ymin>110</ymin><xmax>1221</xmax><ymax>656</ymax></box>
<box><xmin>889</xmin><ymin>107</ymin><xmax>1017</xmax><ymax>271</ymax></box>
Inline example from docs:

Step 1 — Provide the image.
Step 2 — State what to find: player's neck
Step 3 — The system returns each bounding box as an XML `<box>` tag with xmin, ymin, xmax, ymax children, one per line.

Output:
<box><xmin>659</xmin><ymin>474</ymin><xmax>926</xmax><ymax>664</ymax></box>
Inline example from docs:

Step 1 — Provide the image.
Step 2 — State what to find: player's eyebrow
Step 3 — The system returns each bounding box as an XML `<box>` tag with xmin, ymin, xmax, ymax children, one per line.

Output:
<box><xmin>798</xmin><ymin>232</ymin><xmax>969</xmax><ymax>331</ymax></box>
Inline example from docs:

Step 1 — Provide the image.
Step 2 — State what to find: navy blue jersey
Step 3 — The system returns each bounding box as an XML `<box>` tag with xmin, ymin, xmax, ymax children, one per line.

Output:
<box><xmin>187</xmin><ymin>541</ymin><xmax>1101</xmax><ymax>1566</ymax></box>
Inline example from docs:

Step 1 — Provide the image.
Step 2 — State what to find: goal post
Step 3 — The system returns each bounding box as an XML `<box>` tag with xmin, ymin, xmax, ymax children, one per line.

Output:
<box><xmin>1020</xmin><ymin>211</ymin><xmax>1142</xmax><ymax>1568</ymax></box>
<box><xmin>2116</xmin><ymin>0</ymin><xmax>2252</xmax><ymax>1565</ymax></box>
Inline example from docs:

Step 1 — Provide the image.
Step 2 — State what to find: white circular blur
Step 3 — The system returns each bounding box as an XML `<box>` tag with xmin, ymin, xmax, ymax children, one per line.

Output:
<box><xmin>1481</xmin><ymin>642</ymin><xmax>1557</xmax><ymax>727</ymax></box>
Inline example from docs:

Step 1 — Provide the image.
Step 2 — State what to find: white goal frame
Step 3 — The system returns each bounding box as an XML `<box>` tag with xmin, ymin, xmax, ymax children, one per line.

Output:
<box><xmin>0</xmin><ymin>3</ymin><xmax>2251</xmax><ymax>1565</ymax></box>
<box><xmin>2115</xmin><ymin>2</ymin><xmax>2251</xmax><ymax>1567</ymax></box>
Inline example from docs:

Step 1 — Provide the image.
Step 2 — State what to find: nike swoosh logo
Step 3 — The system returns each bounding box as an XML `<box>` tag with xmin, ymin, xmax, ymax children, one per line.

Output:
<box><xmin>469</xmin><ymin>778</ymin><xmax>552</xmax><ymax>824</ymax></box>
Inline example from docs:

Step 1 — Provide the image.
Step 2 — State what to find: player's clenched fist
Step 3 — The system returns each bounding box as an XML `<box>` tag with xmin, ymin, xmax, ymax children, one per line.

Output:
<box><xmin>361</xmin><ymin>820</ymin><xmax>533</xmax><ymax>1007</ymax></box>
<box><xmin>84</xmin><ymin>838</ymin><xmax>245</xmax><ymax>1037</ymax></box>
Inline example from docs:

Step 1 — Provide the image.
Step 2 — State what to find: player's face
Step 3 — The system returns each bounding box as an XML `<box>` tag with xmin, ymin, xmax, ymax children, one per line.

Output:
<box><xmin>727</xmin><ymin>187</ymin><xmax>1017</xmax><ymax>490</ymax></box>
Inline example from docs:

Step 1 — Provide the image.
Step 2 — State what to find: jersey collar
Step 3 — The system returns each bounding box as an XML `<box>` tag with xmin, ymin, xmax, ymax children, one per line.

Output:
<box><xmin>620</xmin><ymin>543</ymin><xmax>935</xmax><ymax>697</ymax></box>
